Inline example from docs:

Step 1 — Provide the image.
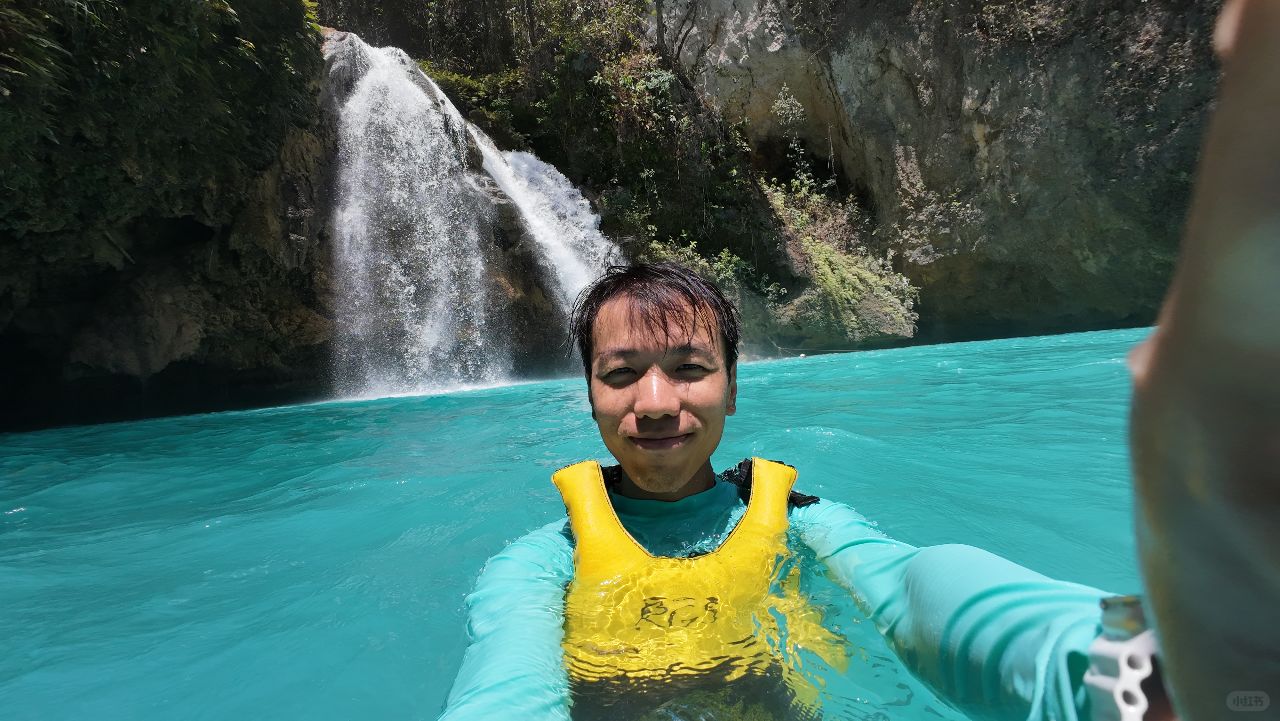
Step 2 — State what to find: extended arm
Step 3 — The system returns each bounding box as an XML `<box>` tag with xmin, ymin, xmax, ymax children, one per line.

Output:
<box><xmin>437</xmin><ymin>520</ymin><xmax>574</xmax><ymax>721</ymax></box>
<box><xmin>1128</xmin><ymin>1</ymin><xmax>1280</xmax><ymax>718</ymax></box>
<box><xmin>795</xmin><ymin>500</ymin><xmax>1107</xmax><ymax>721</ymax></box>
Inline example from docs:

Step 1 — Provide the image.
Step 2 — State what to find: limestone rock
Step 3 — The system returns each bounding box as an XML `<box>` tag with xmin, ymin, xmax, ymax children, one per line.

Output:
<box><xmin>659</xmin><ymin>0</ymin><xmax>1218</xmax><ymax>340</ymax></box>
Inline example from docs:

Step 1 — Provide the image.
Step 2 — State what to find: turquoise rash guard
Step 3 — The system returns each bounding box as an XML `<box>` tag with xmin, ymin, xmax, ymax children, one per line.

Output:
<box><xmin>438</xmin><ymin>472</ymin><xmax>1109</xmax><ymax>721</ymax></box>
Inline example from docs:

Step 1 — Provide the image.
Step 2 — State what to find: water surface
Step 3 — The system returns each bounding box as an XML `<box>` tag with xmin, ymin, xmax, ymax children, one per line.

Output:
<box><xmin>0</xmin><ymin>329</ymin><xmax>1146</xmax><ymax>720</ymax></box>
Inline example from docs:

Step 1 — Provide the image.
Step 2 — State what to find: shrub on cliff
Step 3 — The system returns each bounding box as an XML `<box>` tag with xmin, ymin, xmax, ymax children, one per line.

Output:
<box><xmin>0</xmin><ymin>0</ymin><xmax>320</xmax><ymax>238</ymax></box>
<box><xmin>763</xmin><ymin>174</ymin><xmax>918</xmax><ymax>345</ymax></box>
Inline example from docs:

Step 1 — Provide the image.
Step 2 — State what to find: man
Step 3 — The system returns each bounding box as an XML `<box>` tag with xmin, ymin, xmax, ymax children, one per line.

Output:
<box><xmin>440</xmin><ymin>1</ymin><xmax>1279</xmax><ymax>718</ymax></box>
<box><xmin>439</xmin><ymin>262</ymin><xmax>1119</xmax><ymax>721</ymax></box>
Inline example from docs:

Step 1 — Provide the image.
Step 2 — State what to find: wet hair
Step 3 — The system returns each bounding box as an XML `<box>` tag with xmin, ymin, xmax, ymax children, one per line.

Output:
<box><xmin>570</xmin><ymin>262</ymin><xmax>741</xmax><ymax>377</ymax></box>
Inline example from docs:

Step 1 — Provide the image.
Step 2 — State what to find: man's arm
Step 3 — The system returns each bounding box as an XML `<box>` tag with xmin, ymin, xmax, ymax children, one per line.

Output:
<box><xmin>794</xmin><ymin>500</ymin><xmax>1107</xmax><ymax>721</ymax></box>
<box><xmin>437</xmin><ymin>520</ymin><xmax>574</xmax><ymax>721</ymax></box>
<box><xmin>1128</xmin><ymin>1</ymin><xmax>1280</xmax><ymax>718</ymax></box>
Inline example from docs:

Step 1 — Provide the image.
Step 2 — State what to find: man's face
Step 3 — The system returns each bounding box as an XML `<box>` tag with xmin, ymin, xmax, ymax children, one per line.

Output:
<box><xmin>588</xmin><ymin>295</ymin><xmax>737</xmax><ymax>497</ymax></box>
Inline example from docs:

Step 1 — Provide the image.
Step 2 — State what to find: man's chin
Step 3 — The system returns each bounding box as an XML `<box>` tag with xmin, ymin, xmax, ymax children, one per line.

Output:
<box><xmin>621</xmin><ymin>458</ymin><xmax>695</xmax><ymax>491</ymax></box>
<box><xmin>630</xmin><ymin>464</ymin><xmax>684</xmax><ymax>487</ymax></box>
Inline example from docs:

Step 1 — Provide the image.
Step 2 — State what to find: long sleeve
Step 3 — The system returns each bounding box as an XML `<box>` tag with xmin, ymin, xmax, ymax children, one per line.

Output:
<box><xmin>437</xmin><ymin>520</ymin><xmax>575</xmax><ymax>721</ymax></box>
<box><xmin>793</xmin><ymin>500</ymin><xmax>1108</xmax><ymax>721</ymax></box>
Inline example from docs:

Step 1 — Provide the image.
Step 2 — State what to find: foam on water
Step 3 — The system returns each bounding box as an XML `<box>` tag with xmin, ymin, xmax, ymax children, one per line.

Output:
<box><xmin>0</xmin><ymin>329</ymin><xmax>1148</xmax><ymax>720</ymax></box>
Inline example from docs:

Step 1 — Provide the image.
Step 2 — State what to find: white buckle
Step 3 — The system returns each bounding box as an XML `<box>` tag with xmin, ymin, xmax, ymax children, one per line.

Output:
<box><xmin>1084</xmin><ymin>628</ymin><xmax>1160</xmax><ymax>720</ymax></box>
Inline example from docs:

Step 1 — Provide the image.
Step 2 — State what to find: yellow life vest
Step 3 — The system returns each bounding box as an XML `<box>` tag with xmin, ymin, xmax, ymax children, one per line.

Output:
<box><xmin>552</xmin><ymin>458</ymin><xmax>849</xmax><ymax>691</ymax></box>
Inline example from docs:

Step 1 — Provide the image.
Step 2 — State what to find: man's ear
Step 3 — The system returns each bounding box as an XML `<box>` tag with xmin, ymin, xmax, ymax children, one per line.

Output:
<box><xmin>727</xmin><ymin>366</ymin><xmax>738</xmax><ymax>415</ymax></box>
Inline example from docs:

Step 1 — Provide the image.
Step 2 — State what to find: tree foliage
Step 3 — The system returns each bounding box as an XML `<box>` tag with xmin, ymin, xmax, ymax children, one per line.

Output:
<box><xmin>0</xmin><ymin>0</ymin><xmax>320</xmax><ymax>237</ymax></box>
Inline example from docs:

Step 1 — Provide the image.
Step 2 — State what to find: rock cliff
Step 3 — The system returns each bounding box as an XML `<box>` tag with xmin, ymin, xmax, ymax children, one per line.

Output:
<box><xmin>0</xmin><ymin>0</ymin><xmax>335</xmax><ymax>429</ymax></box>
<box><xmin>0</xmin><ymin>112</ymin><xmax>337</xmax><ymax>430</ymax></box>
<box><xmin>660</xmin><ymin>0</ymin><xmax>1219</xmax><ymax>339</ymax></box>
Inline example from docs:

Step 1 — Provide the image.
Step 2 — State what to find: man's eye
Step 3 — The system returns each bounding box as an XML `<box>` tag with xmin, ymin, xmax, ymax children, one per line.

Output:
<box><xmin>676</xmin><ymin>363</ymin><xmax>709</xmax><ymax>374</ymax></box>
<box><xmin>604</xmin><ymin>367</ymin><xmax>636</xmax><ymax>379</ymax></box>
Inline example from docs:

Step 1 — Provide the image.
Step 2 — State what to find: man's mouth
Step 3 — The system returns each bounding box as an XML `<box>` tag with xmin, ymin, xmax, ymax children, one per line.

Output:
<box><xmin>628</xmin><ymin>433</ymin><xmax>693</xmax><ymax>451</ymax></box>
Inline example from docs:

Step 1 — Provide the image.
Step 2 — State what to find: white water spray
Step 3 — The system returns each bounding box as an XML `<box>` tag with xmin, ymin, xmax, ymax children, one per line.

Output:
<box><xmin>472</xmin><ymin>134</ymin><xmax>623</xmax><ymax>312</ymax></box>
<box><xmin>325</xmin><ymin>33</ymin><xmax>621</xmax><ymax>396</ymax></box>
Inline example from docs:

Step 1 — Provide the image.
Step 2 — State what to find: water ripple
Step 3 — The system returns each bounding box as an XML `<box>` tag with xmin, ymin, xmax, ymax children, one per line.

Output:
<box><xmin>0</xmin><ymin>328</ymin><xmax>1149</xmax><ymax>720</ymax></box>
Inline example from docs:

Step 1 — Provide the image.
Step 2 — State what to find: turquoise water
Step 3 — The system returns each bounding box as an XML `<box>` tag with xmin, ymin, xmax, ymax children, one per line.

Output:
<box><xmin>0</xmin><ymin>328</ymin><xmax>1147</xmax><ymax>720</ymax></box>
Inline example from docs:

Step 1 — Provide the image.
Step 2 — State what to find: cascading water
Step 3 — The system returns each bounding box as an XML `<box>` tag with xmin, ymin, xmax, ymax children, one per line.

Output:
<box><xmin>472</xmin><ymin>135</ymin><xmax>623</xmax><ymax>314</ymax></box>
<box><xmin>328</xmin><ymin>36</ymin><xmax>504</xmax><ymax>394</ymax></box>
<box><xmin>325</xmin><ymin>33</ymin><xmax>621</xmax><ymax>396</ymax></box>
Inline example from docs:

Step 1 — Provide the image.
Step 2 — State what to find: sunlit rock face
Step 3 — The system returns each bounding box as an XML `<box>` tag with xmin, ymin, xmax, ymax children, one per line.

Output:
<box><xmin>659</xmin><ymin>0</ymin><xmax>1219</xmax><ymax>340</ymax></box>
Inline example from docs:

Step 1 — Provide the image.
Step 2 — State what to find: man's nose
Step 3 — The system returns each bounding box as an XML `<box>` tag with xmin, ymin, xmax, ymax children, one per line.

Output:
<box><xmin>633</xmin><ymin>368</ymin><xmax>680</xmax><ymax>418</ymax></box>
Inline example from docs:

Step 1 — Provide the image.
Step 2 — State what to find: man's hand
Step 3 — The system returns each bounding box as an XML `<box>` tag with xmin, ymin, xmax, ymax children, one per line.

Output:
<box><xmin>1130</xmin><ymin>1</ymin><xmax>1280</xmax><ymax>719</ymax></box>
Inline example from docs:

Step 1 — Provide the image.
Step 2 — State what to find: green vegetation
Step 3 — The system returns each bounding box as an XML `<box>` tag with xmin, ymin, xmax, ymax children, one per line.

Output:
<box><xmin>763</xmin><ymin>171</ymin><xmax>917</xmax><ymax>343</ymax></box>
<box><xmin>387</xmin><ymin>0</ymin><xmax>919</xmax><ymax>348</ymax></box>
<box><xmin>0</xmin><ymin>0</ymin><xmax>320</xmax><ymax>238</ymax></box>
<box><xmin>764</xmin><ymin>82</ymin><xmax>916</xmax><ymax>344</ymax></box>
<box><xmin>643</xmin><ymin>240</ymin><xmax>786</xmax><ymax>304</ymax></box>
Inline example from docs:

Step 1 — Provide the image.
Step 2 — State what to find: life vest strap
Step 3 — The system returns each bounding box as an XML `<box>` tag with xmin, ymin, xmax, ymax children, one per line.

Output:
<box><xmin>720</xmin><ymin>458</ymin><xmax>822</xmax><ymax>508</ymax></box>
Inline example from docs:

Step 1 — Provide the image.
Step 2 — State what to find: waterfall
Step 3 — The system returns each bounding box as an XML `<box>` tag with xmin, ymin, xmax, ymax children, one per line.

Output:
<box><xmin>324</xmin><ymin>33</ymin><xmax>621</xmax><ymax>397</ymax></box>
<box><xmin>472</xmin><ymin>135</ymin><xmax>623</xmax><ymax>313</ymax></box>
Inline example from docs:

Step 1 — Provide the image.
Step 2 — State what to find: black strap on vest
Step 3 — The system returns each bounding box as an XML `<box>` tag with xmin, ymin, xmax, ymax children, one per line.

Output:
<box><xmin>720</xmin><ymin>458</ymin><xmax>821</xmax><ymax>508</ymax></box>
<box><xmin>601</xmin><ymin>458</ymin><xmax>821</xmax><ymax>508</ymax></box>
